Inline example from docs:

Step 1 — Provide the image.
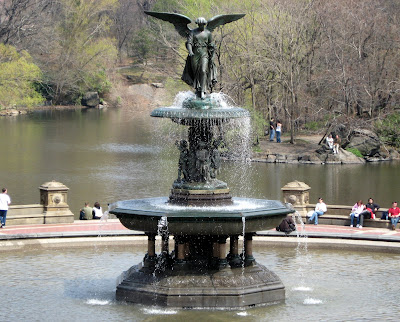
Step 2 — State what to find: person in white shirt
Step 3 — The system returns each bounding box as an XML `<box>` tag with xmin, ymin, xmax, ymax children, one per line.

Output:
<box><xmin>350</xmin><ymin>200</ymin><xmax>366</xmax><ymax>228</ymax></box>
<box><xmin>308</xmin><ymin>197</ymin><xmax>327</xmax><ymax>225</ymax></box>
<box><xmin>326</xmin><ymin>134</ymin><xmax>334</xmax><ymax>150</ymax></box>
<box><xmin>0</xmin><ymin>188</ymin><xmax>11</xmax><ymax>228</ymax></box>
<box><xmin>92</xmin><ymin>202</ymin><xmax>103</xmax><ymax>220</ymax></box>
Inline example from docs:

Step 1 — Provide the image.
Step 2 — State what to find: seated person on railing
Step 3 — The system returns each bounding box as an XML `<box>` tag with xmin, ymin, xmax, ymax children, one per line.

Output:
<box><xmin>357</xmin><ymin>198</ymin><xmax>379</xmax><ymax>228</ymax></box>
<box><xmin>388</xmin><ymin>201</ymin><xmax>400</xmax><ymax>230</ymax></box>
<box><xmin>308</xmin><ymin>197</ymin><xmax>327</xmax><ymax>225</ymax></box>
<box><xmin>79</xmin><ymin>202</ymin><xmax>93</xmax><ymax>220</ymax></box>
<box><xmin>350</xmin><ymin>200</ymin><xmax>365</xmax><ymax>228</ymax></box>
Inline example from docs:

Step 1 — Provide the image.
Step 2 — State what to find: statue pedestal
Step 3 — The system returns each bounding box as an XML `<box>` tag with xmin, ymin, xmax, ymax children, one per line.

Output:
<box><xmin>116</xmin><ymin>263</ymin><xmax>285</xmax><ymax>308</ymax></box>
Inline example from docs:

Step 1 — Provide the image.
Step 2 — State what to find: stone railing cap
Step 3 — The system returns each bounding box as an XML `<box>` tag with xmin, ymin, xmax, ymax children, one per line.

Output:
<box><xmin>39</xmin><ymin>180</ymin><xmax>69</xmax><ymax>191</ymax></box>
<box><xmin>281</xmin><ymin>180</ymin><xmax>311</xmax><ymax>191</ymax></box>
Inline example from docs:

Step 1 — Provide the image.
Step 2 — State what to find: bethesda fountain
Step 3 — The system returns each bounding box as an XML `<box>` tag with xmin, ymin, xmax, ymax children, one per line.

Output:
<box><xmin>109</xmin><ymin>11</ymin><xmax>294</xmax><ymax>308</ymax></box>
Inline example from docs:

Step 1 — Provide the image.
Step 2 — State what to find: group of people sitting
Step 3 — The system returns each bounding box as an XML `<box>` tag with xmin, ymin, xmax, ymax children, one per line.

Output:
<box><xmin>325</xmin><ymin>134</ymin><xmax>341</xmax><ymax>154</ymax></box>
<box><xmin>307</xmin><ymin>197</ymin><xmax>400</xmax><ymax>230</ymax></box>
<box><xmin>349</xmin><ymin>198</ymin><xmax>380</xmax><ymax>229</ymax></box>
<box><xmin>350</xmin><ymin>199</ymin><xmax>400</xmax><ymax>230</ymax></box>
<box><xmin>79</xmin><ymin>202</ymin><xmax>105</xmax><ymax>220</ymax></box>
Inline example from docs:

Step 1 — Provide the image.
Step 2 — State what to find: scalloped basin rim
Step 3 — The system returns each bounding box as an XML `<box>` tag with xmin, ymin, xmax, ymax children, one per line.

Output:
<box><xmin>109</xmin><ymin>197</ymin><xmax>294</xmax><ymax>220</ymax></box>
<box><xmin>150</xmin><ymin>107</ymin><xmax>250</xmax><ymax>119</ymax></box>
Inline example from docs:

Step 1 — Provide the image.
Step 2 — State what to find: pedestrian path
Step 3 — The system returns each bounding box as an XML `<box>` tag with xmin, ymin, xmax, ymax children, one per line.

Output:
<box><xmin>1</xmin><ymin>219</ymin><xmax>400</xmax><ymax>242</ymax></box>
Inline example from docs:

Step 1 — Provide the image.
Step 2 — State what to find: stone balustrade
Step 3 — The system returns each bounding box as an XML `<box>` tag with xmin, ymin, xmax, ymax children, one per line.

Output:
<box><xmin>282</xmin><ymin>180</ymin><xmax>391</xmax><ymax>229</ymax></box>
<box><xmin>6</xmin><ymin>181</ymin><xmax>74</xmax><ymax>226</ymax></box>
<box><xmin>4</xmin><ymin>180</ymin><xmax>392</xmax><ymax>229</ymax></box>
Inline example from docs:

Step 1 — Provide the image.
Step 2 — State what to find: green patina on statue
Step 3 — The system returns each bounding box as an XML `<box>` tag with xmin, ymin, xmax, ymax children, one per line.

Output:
<box><xmin>145</xmin><ymin>11</ymin><xmax>246</xmax><ymax>196</ymax></box>
<box><xmin>144</xmin><ymin>11</ymin><xmax>245</xmax><ymax>100</ymax></box>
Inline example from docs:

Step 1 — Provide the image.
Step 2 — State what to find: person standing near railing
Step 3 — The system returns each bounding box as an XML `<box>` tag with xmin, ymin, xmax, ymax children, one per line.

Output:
<box><xmin>0</xmin><ymin>188</ymin><xmax>11</xmax><ymax>228</ymax></box>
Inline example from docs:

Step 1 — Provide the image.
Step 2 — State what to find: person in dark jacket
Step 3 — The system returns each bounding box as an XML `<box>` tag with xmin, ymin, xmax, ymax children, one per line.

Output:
<box><xmin>358</xmin><ymin>198</ymin><xmax>379</xmax><ymax>228</ymax></box>
<box><xmin>276</xmin><ymin>216</ymin><xmax>296</xmax><ymax>234</ymax></box>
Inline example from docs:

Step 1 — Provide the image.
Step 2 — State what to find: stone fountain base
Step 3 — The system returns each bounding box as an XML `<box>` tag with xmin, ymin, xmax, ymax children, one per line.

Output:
<box><xmin>116</xmin><ymin>262</ymin><xmax>285</xmax><ymax>308</ymax></box>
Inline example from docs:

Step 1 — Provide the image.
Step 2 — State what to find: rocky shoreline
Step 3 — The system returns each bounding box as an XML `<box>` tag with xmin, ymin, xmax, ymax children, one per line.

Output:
<box><xmin>252</xmin><ymin>136</ymin><xmax>400</xmax><ymax>165</ymax></box>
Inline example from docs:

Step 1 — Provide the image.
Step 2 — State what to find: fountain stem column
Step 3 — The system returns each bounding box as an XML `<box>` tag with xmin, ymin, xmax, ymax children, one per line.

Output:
<box><xmin>212</xmin><ymin>240</ymin><xmax>219</xmax><ymax>268</ymax></box>
<box><xmin>218</xmin><ymin>236</ymin><xmax>228</xmax><ymax>269</ymax></box>
<box><xmin>161</xmin><ymin>234</ymin><xmax>169</xmax><ymax>257</ymax></box>
<box><xmin>228</xmin><ymin>235</ymin><xmax>242</xmax><ymax>268</ymax></box>
<box><xmin>175</xmin><ymin>236</ymin><xmax>186</xmax><ymax>267</ymax></box>
<box><xmin>141</xmin><ymin>233</ymin><xmax>157</xmax><ymax>273</ymax></box>
<box><xmin>244</xmin><ymin>233</ymin><xmax>255</xmax><ymax>266</ymax></box>
<box><xmin>147</xmin><ymin>234</ymin><xmax>156</xmax><ymax>257</ymax></box>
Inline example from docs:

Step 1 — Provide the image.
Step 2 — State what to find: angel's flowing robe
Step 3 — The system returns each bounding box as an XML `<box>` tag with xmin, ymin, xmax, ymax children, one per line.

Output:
<box><xmin>181</xmin><ymin>28</ymin><xmax>217</xmax><ymax>96</ymax></box>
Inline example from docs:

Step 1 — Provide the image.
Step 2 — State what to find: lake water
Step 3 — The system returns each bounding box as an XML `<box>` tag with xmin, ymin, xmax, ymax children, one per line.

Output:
<box><xmin>1</xmin><ymin>107</ymin><xmax>399</xmax><ymax>217</ymax></box>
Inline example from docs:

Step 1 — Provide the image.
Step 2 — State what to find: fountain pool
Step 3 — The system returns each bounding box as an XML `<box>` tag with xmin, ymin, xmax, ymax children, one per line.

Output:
<box><xmin>1</xmin><ymin>241</ymin><xmax>398</xmax><ymax>321</ymax></box>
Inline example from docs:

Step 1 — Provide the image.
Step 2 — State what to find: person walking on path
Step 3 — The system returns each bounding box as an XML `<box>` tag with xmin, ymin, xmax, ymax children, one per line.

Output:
<box><xmin>388</xmin><ymin>201</ymin><xmax>400</xmax><ymax>230</ymax></box>
<box><xmin>0</xmin><ymin>188</ymin><xmax>11</xmax><ymax>228</ymax></box>
<box><xmin>276</xmin><ymin>120</ymin><xmax>282</xmax><ymax>143</ymax></box>
<box><xmin>308</xmin><ymin>197</ymin><xmax>327</xmax><ymax>225</ymax></box>
<box><xmin>269</xmin><ymin>117</ymin><xmax>275</xmax><ymax>141</ymax></box>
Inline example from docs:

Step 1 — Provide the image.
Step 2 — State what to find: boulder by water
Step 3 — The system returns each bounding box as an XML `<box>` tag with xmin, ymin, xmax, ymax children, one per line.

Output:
<box><xmin>346</xmin><ymin>128</ymin><xmax>381</xmax><ymax>157</ymax></box>
<box><xmin>81</xmin><ymin>92</ymin><xmax>100</xmax><ymax>107</ymax></box>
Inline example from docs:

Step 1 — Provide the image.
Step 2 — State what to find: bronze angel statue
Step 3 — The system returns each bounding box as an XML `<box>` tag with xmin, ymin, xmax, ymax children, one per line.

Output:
<box><xmin>144</xmin><ymin>11</ymin><xmax>245</xmax><ymax>100</ymax></box>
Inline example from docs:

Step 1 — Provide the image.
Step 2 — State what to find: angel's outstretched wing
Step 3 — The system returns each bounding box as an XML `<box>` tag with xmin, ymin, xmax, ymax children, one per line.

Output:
<box><xmin>144</xmin><ymin>11</ymin><xmax>192</xmax><ymax>38</ymax></box>
<box><xmin>206</xmin><ymin>14</ymin><xmax>245</xmax><ymax>32</ymax></box>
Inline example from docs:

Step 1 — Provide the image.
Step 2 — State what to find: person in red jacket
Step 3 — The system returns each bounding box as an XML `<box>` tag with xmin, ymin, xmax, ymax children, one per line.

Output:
<box><xmin>388</xmin><ymin>201</ymin><xmax>400</xmax><ymax>230</ymax></box>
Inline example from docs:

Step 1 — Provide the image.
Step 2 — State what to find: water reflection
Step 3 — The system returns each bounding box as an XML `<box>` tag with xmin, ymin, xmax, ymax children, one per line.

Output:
<box><xmin>0</xmin><ymin>107</ymin><xmax>399</xmax><ymax>217</ymax></box>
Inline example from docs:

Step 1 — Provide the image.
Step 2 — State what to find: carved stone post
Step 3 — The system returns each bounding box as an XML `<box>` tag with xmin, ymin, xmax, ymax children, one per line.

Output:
<box><xmin>281</xmin><ymin>181</ymin><xmax>311</xmax><ymax>216</ymax></box>
<box><xmin>39</xmin><ymin>181</ymin><xmax>74</xmax><ymax>224</ymax></box>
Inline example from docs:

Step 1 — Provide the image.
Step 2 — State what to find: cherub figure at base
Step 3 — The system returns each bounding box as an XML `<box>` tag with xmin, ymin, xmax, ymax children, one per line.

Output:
<box><xmin>175</xmin><ymin>140</ymin><xmax>189</xmax><ymax>182</ymax></box>
<box><xmin>196</xmin><ymin>141</ymin><xmax>211</xmax><ymax>182</ymax></box>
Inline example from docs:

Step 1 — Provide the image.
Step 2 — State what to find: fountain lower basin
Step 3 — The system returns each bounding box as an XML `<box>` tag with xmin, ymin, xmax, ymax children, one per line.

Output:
<box><xmin>110</xmin><ymin>197</ymin><xmax>293</xmax><ymax>235</ymax></box>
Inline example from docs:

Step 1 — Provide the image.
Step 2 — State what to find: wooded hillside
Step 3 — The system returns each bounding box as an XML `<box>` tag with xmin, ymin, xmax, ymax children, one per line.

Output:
<box><xmin>1</xmin><ymin>0</ymin><xmax>399</xmax><ymax>145</ymax></box>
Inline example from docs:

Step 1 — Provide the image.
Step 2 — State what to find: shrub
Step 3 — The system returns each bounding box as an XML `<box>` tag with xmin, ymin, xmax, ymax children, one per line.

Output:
<box><xmin>0</xmin><ymin>44</ymin><xmax>44</xmax><ymax>109</ymax></box>
<box><xmin>346</xmin><ymin>147</ymin><xmax>363</xmax><ymax>158</ymax></box>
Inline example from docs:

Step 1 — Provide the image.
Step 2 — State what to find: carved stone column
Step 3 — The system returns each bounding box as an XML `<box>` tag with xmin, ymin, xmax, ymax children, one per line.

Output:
<box><xmin>281</xmin><ymin>181</ymin><xmax>311</xmax><ymax>216</ymax></box>
<box><xmin>39</xmin><ymin>181</ymin><xmax>74</xmax><ymax>224</ymax></box>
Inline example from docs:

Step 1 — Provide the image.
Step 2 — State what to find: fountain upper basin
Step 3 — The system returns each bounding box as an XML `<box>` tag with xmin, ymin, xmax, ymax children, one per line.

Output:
<box><xmin>110</xmin><ymin>197</ymin><xmax>293</xmax><ymax>235</ymax></box>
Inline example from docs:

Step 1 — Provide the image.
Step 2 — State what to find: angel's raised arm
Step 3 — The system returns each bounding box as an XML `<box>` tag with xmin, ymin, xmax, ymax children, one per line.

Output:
<box><xmin>144</xmin><ymin>11</ymin><xmax>192</xmax><ymax>38</ymax></box>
